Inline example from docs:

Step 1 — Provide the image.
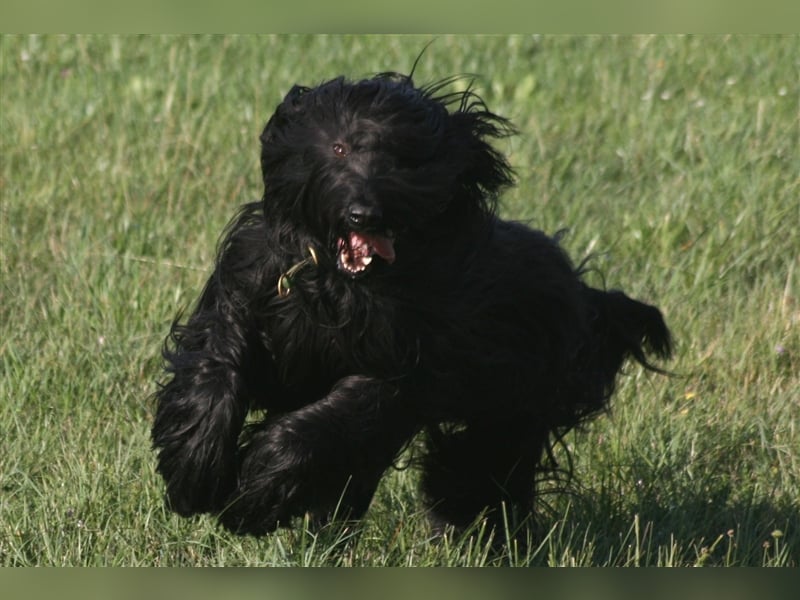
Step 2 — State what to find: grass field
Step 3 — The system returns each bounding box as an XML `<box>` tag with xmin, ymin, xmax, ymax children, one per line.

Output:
<box><xmin>1</xmin><ymin>34</ymin><xmax>798</xmax><ymax>566</ymax></box>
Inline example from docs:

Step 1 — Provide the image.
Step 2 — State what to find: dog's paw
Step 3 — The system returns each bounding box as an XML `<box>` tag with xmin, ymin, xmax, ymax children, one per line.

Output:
<box><xmin>217</xmin><ymin>422</ymin><xmax>313</xmax><ymax>535</ymax></box>
<box><xmin>217</xmin><ymin>414</ymin><xmax>379</xmax><ymax>535</ymax></box>
<box><xmin>217</xmin><ymin>488</ymin><xmax>290</xmax><ymax>535</ymax></box>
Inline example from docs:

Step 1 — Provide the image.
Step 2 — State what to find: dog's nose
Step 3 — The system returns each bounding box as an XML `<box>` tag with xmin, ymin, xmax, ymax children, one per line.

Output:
<box><xmin>347</xmin><ymin>203</ymin><xmax>383</xmax><ymax>229</ymax></box>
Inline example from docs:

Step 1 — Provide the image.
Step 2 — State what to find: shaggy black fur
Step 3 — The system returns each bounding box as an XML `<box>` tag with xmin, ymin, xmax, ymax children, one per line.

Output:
<box><xmin>152</xmin><ymin>72</ymin><xmax>671</xmax><ymax>538</ymax></box>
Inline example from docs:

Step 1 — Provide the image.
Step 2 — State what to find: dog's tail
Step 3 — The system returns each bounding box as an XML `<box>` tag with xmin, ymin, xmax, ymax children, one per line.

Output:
<box><xmin>585</xmin><ymin>286</ymin><xmax>672</xmax><ymax>389</ymax></box>
<box><xmin>536</xmin><ymin>286</ymin><xmax>671</xmax><ymax>497</ymax></box>
<box><xmin>548</xmin><ymin>285</ymin><xmax>671</xmax><ymax>437</ymax></box>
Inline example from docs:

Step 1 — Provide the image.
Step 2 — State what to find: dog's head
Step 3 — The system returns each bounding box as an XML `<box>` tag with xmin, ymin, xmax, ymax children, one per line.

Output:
<box><xmin>259</xmin><ymin>73</ymin><xmax>515</xmax><ymax>278</ymax></box>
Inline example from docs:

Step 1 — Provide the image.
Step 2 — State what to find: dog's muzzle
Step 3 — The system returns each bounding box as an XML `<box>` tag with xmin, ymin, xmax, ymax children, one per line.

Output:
<box><xmin>336</xmin><ymin>203</ymin><xmax>396</xmax><ymax>276</ymax></box>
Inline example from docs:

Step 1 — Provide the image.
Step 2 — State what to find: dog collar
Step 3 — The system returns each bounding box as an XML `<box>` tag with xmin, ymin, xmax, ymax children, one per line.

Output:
<box><xmin>277</xmin><ymin>246</ymin><xmax>319</xmax><ymax>297</ymax></box>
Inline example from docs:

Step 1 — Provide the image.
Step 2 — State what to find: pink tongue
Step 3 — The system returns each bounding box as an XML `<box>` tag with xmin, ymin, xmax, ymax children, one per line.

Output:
<box><xmin>353</xmin><ymin>232</ymin><xmax>396</xmax><ymax>264</ymax></box>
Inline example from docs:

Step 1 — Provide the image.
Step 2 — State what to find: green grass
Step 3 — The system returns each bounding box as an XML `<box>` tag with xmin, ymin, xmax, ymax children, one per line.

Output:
<box><xmin>1</xmin><ymin>34</ymin><xmax>798</xmax><ymax>566</ymax></box>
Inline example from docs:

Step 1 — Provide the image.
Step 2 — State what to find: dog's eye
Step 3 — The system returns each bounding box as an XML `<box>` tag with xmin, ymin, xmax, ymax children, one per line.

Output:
<box><xmin>332</xmin><ymin>142</ymin><xmax>349</xmax><ymax>158</ymax></box>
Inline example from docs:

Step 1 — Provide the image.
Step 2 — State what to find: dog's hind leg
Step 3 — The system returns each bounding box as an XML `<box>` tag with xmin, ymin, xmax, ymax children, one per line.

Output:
<box><xmin>420</xmin><ymin>418</ymin><xmax>547</xmax><ymax>540</ymax></box>
<box><xmin>218</xmin><ymin>375</ymin><xmax>417</xmax><ymax>535</ymax></box>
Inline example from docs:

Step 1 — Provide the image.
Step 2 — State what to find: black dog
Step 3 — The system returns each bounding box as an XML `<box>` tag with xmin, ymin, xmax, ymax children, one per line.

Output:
<box><xmin>152</xmin><ymin>72</ymin><xmax>671</xmax><ymax>537</ymax></box>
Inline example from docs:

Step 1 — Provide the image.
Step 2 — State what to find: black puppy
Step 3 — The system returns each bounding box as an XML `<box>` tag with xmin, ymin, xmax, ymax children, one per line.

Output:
<box><xmin>152</xmin><ymin>72</ymin><xmax>671</xmax><ymax>537</ymax></box>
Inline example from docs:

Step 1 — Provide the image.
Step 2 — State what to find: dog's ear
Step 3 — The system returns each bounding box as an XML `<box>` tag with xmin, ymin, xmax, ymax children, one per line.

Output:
<box><xmin>260</xmin><ymin>85</ymin><xmax>309</xmax><ymax>147</ymax></box>
<box><xmin>449</xmin><ymin>109</ymin><xmax>516</xmax><ymax>200</ymax></box>
<box><xmin>282</xmin><ymin>84</ymin><xmax>310</xmax><ymax>108</ymax></box>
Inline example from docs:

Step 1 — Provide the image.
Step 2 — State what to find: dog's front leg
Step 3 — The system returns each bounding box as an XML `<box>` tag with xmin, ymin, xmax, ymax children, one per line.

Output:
<box><xmin>152</xmin><ymin>274</ymin><xmax>271</xmax><ymax>517</ymax></box>
<box><xmin>219</xmin><ymin>375</ymin><xmax>416</xmax><ymax>535</ymax></box>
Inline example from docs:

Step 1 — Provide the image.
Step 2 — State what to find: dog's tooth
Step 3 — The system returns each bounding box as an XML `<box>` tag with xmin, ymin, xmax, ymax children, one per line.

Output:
<box><xmin>362</xmin><ymin>256</ymin><xmax>373</xmax><ymax>266</ymax></box>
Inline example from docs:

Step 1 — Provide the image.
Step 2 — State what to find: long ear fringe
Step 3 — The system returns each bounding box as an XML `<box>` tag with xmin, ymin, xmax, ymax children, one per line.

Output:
<box><xmin>422</xmin><ymin>76</ymin><xmax>518</xmax><ymax>199</ymax></box>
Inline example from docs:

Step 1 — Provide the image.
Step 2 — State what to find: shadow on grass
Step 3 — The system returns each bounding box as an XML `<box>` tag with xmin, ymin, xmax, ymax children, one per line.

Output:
<box><xmin>534</xmin><ymin>472</ymin><xmax>800</xmax><ymax>566</ymax></box>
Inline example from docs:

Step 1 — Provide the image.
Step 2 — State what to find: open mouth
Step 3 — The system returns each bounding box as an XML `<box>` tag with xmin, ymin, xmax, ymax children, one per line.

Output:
<box><xmin>336</xmin><ymin>231</ymin><xmax>396</xmax><ymax>276</ymax></box>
